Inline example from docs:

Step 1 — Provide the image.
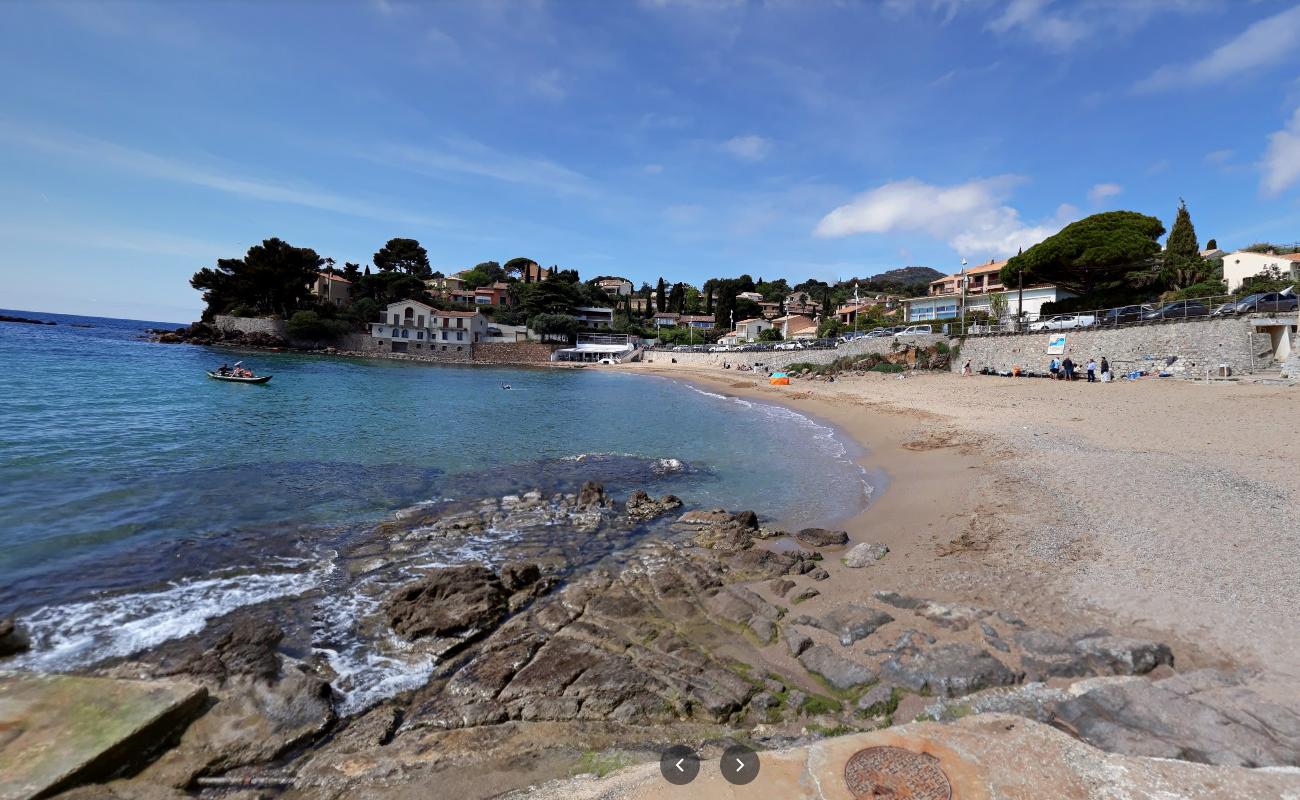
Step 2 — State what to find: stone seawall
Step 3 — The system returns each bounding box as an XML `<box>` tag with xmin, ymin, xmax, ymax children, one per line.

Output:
<box><xmin>473</xmin><ymin>342</ymin><xmax>561</xmax><ymax>364</ymax></box>
<box><xmin>642</xmin><ymin>334</ymin><xmax>946</xmax><ymax>371</ymax></box>
<box><xmin>952</xmin><ymin>317</ymin><xmax>1271</xmax><ymax>376</ymax></box>
<box><xmin>212</xmin><ymin>315</ymin><xmax>287</xmax><ymax>337</ymax></box>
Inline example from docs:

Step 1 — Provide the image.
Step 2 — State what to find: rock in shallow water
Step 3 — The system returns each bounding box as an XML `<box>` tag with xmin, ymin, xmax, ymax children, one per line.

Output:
<box><xmin>0</xmin><ymin>617</ymin><xmax>30</xmax><ymax>657</ymax></box>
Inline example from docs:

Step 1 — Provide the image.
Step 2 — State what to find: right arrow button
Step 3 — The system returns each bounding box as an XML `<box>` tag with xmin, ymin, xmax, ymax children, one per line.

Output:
<box><xmin>721</xmin><ymin>744</ymin><xmax>760</xmax><ymax>786</ymax></box>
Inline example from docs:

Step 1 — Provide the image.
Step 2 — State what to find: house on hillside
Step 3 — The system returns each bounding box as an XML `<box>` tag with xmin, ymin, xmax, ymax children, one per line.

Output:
<box><xmin>310</xmin><ymin>273</ymin><xmax>352</xmax><ymax>306</ymax></box>
<box><xmin>474</xmin><ymin>282</ymin><xmax>512</xmax><ymax>306</ymax></box>
<box><xmin>836</xmin><ymin>295</ymin><xmax>898</xmax><ymax>326</ymax></box>
<box><xmin>772</xmin><ymin>314</ymin><xmax>817</xmax><ymax>339</ymax></box>
<box><xmin>720</xmin><ymin>317</ymin><xmax>773</xmax><ymax>345</ymax></box>
<box><xmin>784</xmin><ymin>291</ymin><xmax>819</xmax><ymax>316</ymax></box>
<box><xmin>512</xmin><ymin>260</ymin><xmax>551</xmax><ymax>283</ymax></box>
<box><xmin>595</xmin><ymin>277</ymin><xmax>633</xmax><ymax>297</ymax></box>
<box><xmin>1222</xmin><ymin>250</ymin><xmax>1300</xmax><ymax>292</ymax></box>
<box><xmin>680</xmin><ymin>314</ymin><xmax>715</xmax><ymax>330</ymax></box>
<box><xmin>758</xmin><ymin>300</ymin><xmax>782</xmax><ymax>319</ymax></box>
<box><xmin>369</xmin><ymin>300</ymin><xmax>488</xmax><ymax>354</ymax></box>
<box><xmin>652</xmin><ymin>311</ymin><xmax>680</xmax><ymax>328</ymax></box>
<box><xmin>736</xmin><ymin>291</ymin><xmax>764</xmax><ymax>303</ymax></box>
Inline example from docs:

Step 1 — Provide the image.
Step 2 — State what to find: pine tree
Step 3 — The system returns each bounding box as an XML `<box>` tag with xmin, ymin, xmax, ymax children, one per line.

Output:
<box><xmin>1163</xmin><ymin>199</ymin><xmax>1209</xmax><ymax>291</ymax></box>
<box><xmin>1166</xmin><ymin>199</ymin><xmax>1199</xmax><ymax>259</ymax></box>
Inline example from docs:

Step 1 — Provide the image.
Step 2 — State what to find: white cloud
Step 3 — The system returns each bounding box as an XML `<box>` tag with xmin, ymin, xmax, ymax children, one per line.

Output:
<box><xmin>1262</xmin><ymin>107</ymin><xmax>1300</xmax><ymax>195</ymax></box>
<box><xmin>0</xmin><ymin>121</ymin><xmax>440</xmax><ymax>227</ymax></box>
<box><xmin>813</xmin><ymin>176</ymin><xmax>1075</xmax><ymax>258</ymax></box>
<box><xmin>1136</xmin><ymin>5</ymin><xmax>1300</xmax><ymax>92</ymax></box>
<box><xmin>721</xmin><ymin>135</ymin><xmax>773</xmax><ymax>161</ymax></box>
<box><xmin>1087</xmin><ymin>182</ymin><xmax>1123</xmax><ymax>205</ymax></box>
<box><xmin>988</xmin><ymin>0</ymin><xmax>1090</xmax><ymax>51</ymax></box>
<box><xmin>371</xmin><ymin>138</ymin><xmax>595</xmax><ymax>196</ymax></box>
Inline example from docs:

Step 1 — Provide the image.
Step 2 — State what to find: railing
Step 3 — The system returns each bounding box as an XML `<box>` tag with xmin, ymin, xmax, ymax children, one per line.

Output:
<box><xmin>955</xmin><ymin>291</ymin><xmax>1297</xmax><ymax>337</ymax></box>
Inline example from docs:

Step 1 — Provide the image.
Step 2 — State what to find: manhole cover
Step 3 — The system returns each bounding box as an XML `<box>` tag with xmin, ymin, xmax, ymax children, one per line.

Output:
<box><xmin>843</xmin><ymin>746</ymin><xmax>952</xmax><ymax>800</ymax></box>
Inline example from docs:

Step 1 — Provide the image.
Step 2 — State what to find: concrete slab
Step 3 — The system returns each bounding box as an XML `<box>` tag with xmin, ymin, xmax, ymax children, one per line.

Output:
<box><xmin>521</xmin><ymin>714</ymin><xmax>1300</xmax><ymax>799</ymax></box>
<box><xmin>0</xmin><ymin>672</ymin><xmax>206</xmax><ymax>800</ymax></box>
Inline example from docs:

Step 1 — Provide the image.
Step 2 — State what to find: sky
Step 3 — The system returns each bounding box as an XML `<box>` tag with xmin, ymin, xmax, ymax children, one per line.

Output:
<box><xmin>4</xmin><ymin>0</ymin><xmax>1300</xmax><ymax>322</ymax></box>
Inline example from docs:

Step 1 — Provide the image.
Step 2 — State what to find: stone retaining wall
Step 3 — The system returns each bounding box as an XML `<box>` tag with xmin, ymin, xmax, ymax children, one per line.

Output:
<box><xmin>953</xmin><ymin>317</ymin><xmax>1271</xmax><ymax>376</ymax></box>
<box><xmin>212</xmin><ymin>315</ymin><xmax>287</xmax><ymax>337</ymax></box>
<box><xmin>473</xmin><ymin>342</ymin><xmax>561</xmax><ymax>364</ymax></box>
<box><xmin>642</xmin><ymin>334</ymin><xmax>946</xmax><ymax>372</ymax></box>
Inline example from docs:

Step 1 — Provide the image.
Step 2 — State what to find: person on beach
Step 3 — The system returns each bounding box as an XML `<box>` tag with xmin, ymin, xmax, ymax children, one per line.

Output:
<box><xmin>1086</xmin><ymin>358</ymin><xmax>1097</xmax><ymax>382</ymax></box>
<box><xmin>1061</xmin><ymin>357</ymin><xmax>1075</xmax><ymax>381</ymax></box>
<box><xmin>1049</xmin><ymin>357</ymin><xmax>1059</xmax><ymax>379</ymax></box>
<box><xmin>962</xmin><ymin>360</ymin><xmax>972</xmax><ymax>376</ymax></box>
<box><xmin>1100</xmin><ymin>357</ymin><xmax>1111</xmax><ymax>382</ymax></box>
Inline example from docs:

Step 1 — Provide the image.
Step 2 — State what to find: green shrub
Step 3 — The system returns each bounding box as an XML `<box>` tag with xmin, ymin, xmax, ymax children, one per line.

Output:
<box><xmin>228</xmin><ymin>304</ymin><xmax>256</xmax><ymax>318</ymax></box>
<box><xmin>286</xmin><ymin>310</ymin><xmax>350</xmax><ymax>341</ymax></box>
<box><xmin>801</xmin><ymin>693</ymin><xmax>843</xmax><ymax>715</ymax></box>
<box><xmin>870</xmin><ymin>362</ymin><xmax>904</xmax><ymax>373</ymax></box>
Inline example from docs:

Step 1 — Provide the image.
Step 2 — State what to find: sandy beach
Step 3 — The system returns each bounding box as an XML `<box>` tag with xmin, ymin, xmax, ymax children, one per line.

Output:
<box><xmin>621</xmin><ymin>360</ymin><xmax>1300</xmax><ymax>681</ymax></box>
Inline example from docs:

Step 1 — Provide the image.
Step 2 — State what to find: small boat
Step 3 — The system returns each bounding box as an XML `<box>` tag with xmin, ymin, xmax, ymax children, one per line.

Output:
<box><xmin>207</xmin><ymin>371</ymin><xmax>272</xmax><ymax>384</ymax></box>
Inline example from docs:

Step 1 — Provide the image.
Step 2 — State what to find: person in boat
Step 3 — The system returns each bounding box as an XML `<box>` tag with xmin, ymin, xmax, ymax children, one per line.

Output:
<box><xmin>217</xmin><ymin>363</ymin><xmax>232</xmax><ymax>376</ymax></box>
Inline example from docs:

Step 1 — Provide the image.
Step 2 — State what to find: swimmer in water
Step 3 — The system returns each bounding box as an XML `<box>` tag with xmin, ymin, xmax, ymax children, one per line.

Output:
<box><xmin>502</xmin><ymin>383</ymin><xmax>511</xmax><ymax>390</ymax></box>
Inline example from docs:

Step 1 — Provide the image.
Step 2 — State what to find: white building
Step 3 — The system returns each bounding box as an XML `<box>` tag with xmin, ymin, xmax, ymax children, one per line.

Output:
<box><xmin>573</xmin><ymin>306</ymin><xmax>615</xmax><ymax>328</ymax></box>
<box><xmin>719</xmin><ymin>317</ymin><xmax>774</xmax><ymax>345</ymax></box>
<box><xmin>369</xmin><ymin>300</ymin><xmax>487</xmax><ymax>354</ymax></box>
<box><xmin>594</xmin><ymin>277</ymin><xmax>633</xmax><ymax>297</ymax></box>
<box><xmin>903</xmin><ymin>286</ymin><xmax>1071</xmax><ymax>325</ymax></box>
<box><xmin>771</xmin><ymin>314</ymin><xmax>818</xmax><ymax>339</ymax></box>
<box><xmin>1221</xmin><ymin>250</ymin><xmax>1300</xmax><ymax>292</ymax></box>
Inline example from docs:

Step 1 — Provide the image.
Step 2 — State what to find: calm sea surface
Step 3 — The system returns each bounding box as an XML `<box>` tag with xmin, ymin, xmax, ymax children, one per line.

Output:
<box><xmin>0</xmin><ymin>310</ymin><xmax>873</xmax><ymax>690</ymax></box>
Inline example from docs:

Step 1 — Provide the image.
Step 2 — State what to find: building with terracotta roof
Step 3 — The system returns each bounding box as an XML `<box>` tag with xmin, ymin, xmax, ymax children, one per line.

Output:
<box><xmin>309</xmin><ymin>272</ymin><xmax>352</xmax><ymax>306</ymax></box>
<box><xmin>473</xmin><ymin>282</ymin><xmax>513</xmax><ymax>306</ymax></box>
<box><xmin>902</xmin><ymin>258</ymin><xmax>1072</xmax><ymax>324</ymax></box>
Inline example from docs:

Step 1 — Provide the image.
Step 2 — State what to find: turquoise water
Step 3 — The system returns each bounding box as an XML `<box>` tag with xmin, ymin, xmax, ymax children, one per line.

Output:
<box><xmin>0</xmin><ymin>311</ymin><xmax>873</xmax><ymax>621</ymax></box>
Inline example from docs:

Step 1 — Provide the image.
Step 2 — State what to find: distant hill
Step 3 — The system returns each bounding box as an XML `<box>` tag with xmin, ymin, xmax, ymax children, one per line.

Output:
<box><xmin>851</xmin><ymin>266</ymin><xmax>944</xmax><ymax>297</ymax></box>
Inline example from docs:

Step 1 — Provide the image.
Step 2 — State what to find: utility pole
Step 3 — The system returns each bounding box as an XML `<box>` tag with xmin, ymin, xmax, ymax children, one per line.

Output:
<box><xmin>959</xmin><ymin>258</ymin><xmax>969</xmax><ymax>335</ymax></box>
<box><xmin>1017</xmin><ymin>265</ymin><xmax>1024</xmax><ymax>332</ymax></box>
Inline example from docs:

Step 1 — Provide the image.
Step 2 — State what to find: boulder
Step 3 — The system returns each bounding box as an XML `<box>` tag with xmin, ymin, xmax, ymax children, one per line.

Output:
<box><xmin>693</xmin><ymin>525</ymin><xmax>753</xmax><ymax>553</ymax></box>
<box><xmin>1074</xmin><ymin>635</ymin><xmax>1174</xmax><ymax>676</ymax></box>
<box><xmin>796</xmin><ymin>528</ymin><xmax>849</xmax><ymax>547</ymax></box>
<box><xmin>798</xmin><ymin>645</ymin><xmax>876</xmax><ymax>691</ymax></box>
<box><xmin>768</xmin><ymin>579</ymin><xmax>796</xmax><ymax>597</ymax></box>
<box><xmin>385</xmin><ymin>565</ymin><xmax>509</xmax><ymax>641</ymax></box>
<box><xmin>796</xmin><ymin>604</ymin><xmax>894</xmax><ymax>646</ymax></box>
<box><xmin>732</xmin><ymin>510</ymin><xmax>759</xmax><ymax>530</ymax></box>
<box><xmin>674</xmin><ymin>509</ymin><xmax>736</xmax><ymax>528</ymax></box>
<box><xmin>843</xmin><ymin>542</ymin><xmax>889</xmax><ymax>568</ymax></box>
<box><xmin>784</xmin><ymin>627</ymin><xmax>813</xmax><ymax>657</ymax></box>
<box><xmin>882</xmin><ymin>644</ymin><xmax>1019</xmax><ymax>697</ymax></box>
<box><xmin>856</xmin><ymin>684</ymin><xmax>896</xmax><ymax>715</ymax></box>
<box><xmin>791</xmin><ymin>587</ymin><xmax>820</xmax><ymax>604</ymax></box>
<box><xmin>0</xmin><ymin>617</ymin><xmax>30</xmax><ymax>658</ymax></box>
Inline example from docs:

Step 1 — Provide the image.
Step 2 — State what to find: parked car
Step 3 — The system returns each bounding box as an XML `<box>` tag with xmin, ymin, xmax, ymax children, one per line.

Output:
<box><xmin>864</xmin><ymin>327</ymin><xmax>892</xmax><ymax>338</ymax></box>
<box><xmin>1143</xmin><ymin>300</ymin><xmax>1211</xmax><ymax>320</ymax></box>
<box><xmin>1028</xmin><ymin>314</ymin><xmax>1096</xmax><ymax>331</ymax></box>
<box><xmin>707</xmin><ymin>344</ymin><xmax>732</xmax><ymax>352</ymax></box>
<box><xmin>1098</xmin><ymin>305</ymin><xmax>1153</xmax><ymax>325</ymax></box>
<box><xmin>773</xmin><ymin>340</ymin><xmax>804</xmax><ymax>350</ymax></box>
<box><xmin>894</xmin><ymin>324</ymin><xmax>933</xmax><ymax>336</ymax></box>
<box><xmin>1226</xmin><ymin>292</ymin><xmax>1298</xmax><ymax>314</ymax></box>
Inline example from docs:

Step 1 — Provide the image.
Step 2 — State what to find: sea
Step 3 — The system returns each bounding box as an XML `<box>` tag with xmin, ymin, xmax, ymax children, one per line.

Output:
<box><xmin>0</xmin><ymin>310</ymin><xmax>876</xmax><ymax>711</ymax></box>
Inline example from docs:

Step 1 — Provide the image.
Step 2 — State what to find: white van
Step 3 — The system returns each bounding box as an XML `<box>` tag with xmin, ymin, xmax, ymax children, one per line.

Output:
<box><xmin>894</xmin><ymin>324</ymin><xmax>933</xmax><ymax>336</ymax></box>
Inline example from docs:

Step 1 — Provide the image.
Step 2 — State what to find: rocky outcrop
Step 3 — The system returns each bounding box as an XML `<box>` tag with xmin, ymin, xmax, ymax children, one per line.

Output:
<box><xmin>623</xmin><ymin>490</ymin><xmax>683</xmax><ymax>521</ymax></box>
<box><xmin>1054</xmin><ymin>670</ymin><xmax>1300</xmax><ymax>767</ymax></box>
<box><xmin>575</xmin><ymin>480</ymin><xmax>611</xmax><ymax>510</ymax></box>
<box><xmin>385</xmin><ymin>565</ymin><xmax>509</xmax><ymax>642</ymax></box>
<box><xmin>798</xmin><ymin>644</ymin><xmax>876</xmax><ymax>690</ymax></box>
<box><xmin>0</xmin><ymin>617</ymin><xmax>30</xmax><ymax>657</ymax></box>
<box><xmin>178</xmin><ymin>619</ymin><xmax>283</xmax><ymax>682</ymax></box>
<box><xmin>793</xmin><ymin>604</ymin><xmax>894</xmax><ymax>646</ymax></box>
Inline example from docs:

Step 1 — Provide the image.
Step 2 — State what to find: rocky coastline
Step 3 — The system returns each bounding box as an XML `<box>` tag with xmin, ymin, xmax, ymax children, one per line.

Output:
<box><xmin>6</xmin><ymin>479</ymin><xmax>1297</xmax><ymax>799</ymax></box>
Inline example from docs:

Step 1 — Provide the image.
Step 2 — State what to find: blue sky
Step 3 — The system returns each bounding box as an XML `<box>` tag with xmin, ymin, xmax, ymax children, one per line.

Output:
<box><xmin>4</xmin><ymin>0</ymin><xmax>1300</xmax><ymax>321</ymax></box>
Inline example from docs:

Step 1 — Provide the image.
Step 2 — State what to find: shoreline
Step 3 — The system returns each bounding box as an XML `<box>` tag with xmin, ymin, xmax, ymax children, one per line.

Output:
<box><xmin>617</xmin><ymin>359</ymin><xmax>1300</xmax><ymax>679</ymax></box>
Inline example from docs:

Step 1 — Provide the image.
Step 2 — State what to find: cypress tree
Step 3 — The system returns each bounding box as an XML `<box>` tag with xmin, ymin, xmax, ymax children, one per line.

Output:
<box><xmin>1166</xmin><ymin>198</ymin><xmax>1199</xmax><ymax>259</ymax></box>
<box><xmin>655</xmin><ymin>277</ymin><xmax>667</xmax><ymax>312</ymax></box>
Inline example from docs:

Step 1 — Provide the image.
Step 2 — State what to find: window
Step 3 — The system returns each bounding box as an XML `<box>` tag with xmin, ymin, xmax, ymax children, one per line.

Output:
<box><xmin>417</xmin><ymin>331</ymin><xmax>423</xmax><ymax>340</ymax></box>
<box><xmin>457</xmin><ymin>346</ymin><xmax>463</xmax><ymax>351</ymax></box>
<box><xmin>391</xmin><ymin>328</ymin><xmax>398</xmax><ymax>337</ymax></box>
<box><xmin>456</xmin><ymin>318</ymin><xmax>464</xmax><ymax>328</ymax></box>
<box><xmin>391</xmin><ymin>314</ymin><xmax>399</xmax><ymax>325</ymax></box>
<box><xmin>442</xmin><ymin>330</ymin><xmax>448</xmax><ymax>340</ymax></box>
<box><xmin>457</xmin><ymin>331</ymin><xmax>464</xmax><ymax>341</ymax></box>
<box><xmin>417</xmin><ymin>314</ymin><xmax>424</xmax><ymax>327</ymax></box>
<box><xmin>404</xmin><ymin>307</ymin><xmax>414</xmax><ymax>323</ymax></box>
<box><xmin>401</xmin><ymin>329</ymin><xmax>409</xmax><ymax>338</ymax></box>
